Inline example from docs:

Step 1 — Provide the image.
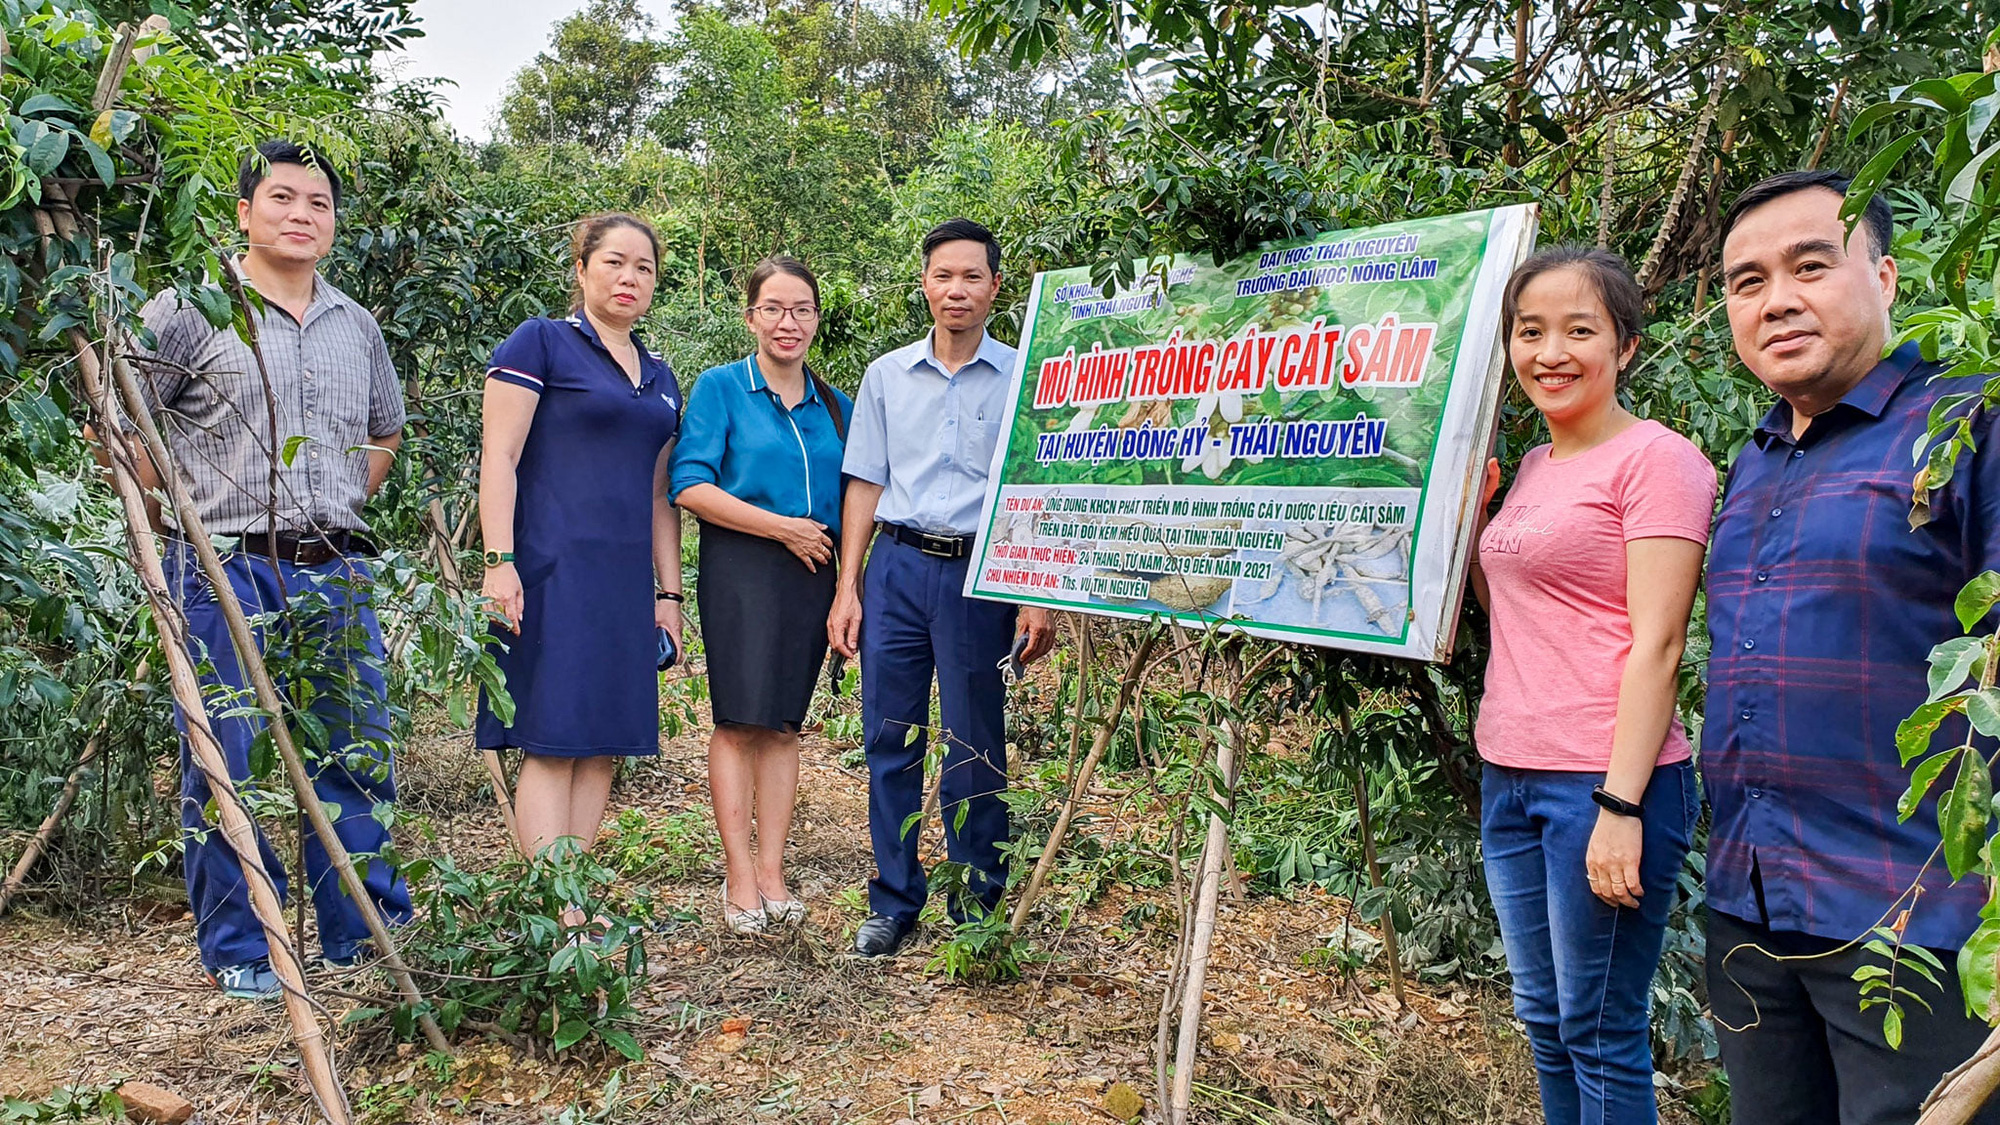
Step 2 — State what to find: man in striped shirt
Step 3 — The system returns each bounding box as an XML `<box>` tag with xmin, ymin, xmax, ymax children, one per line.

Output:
<box><xmin>120</xmin><ymin>141</ymin><xmax>412</xmax><ymax>1001</ymax></box>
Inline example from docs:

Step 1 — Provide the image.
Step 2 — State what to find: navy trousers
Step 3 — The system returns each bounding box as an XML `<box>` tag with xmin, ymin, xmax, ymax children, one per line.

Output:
<box><xmin>861</xmin><ymin>534</ymin><xmax>1017</xmax><ymax>923</ymax></box>
<box><xmin>171</xmin><ymin>542</ymin><xmax>411</xmax><ymax>973</ymax></box>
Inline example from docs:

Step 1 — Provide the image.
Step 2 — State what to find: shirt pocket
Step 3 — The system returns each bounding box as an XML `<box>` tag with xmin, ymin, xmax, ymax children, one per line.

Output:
<box><xmin>962</xmin><ymin>416</ymin><xmax>1001</xmax><ymax>474</ymax></box>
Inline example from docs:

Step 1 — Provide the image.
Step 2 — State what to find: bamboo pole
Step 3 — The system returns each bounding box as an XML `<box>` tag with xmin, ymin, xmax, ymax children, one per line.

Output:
<box><xmin>80</xmin><ymin>25</ymin><xmax>449</xmax><ymax>1048</ymax></box>
<box><xmin>1009</xmin><ymin>627</ymin><xmax>1159</xmax><ymax>930</ymax></box>
<box><xmin>104</xmin><ymin>319</ymin><xmax>450</xmax><ymax>1054</ymax></box>
<box><xmin>1921</xmin><ymin>1028</ymin><xmax>2000</xmax><ymax>1124</ymax></box>
<box><xmin>61</xmin><ymin>299</ymin><xmax>351</xmax><ymax>1125</ymax></box>
<box><xmin>1168</xmin><ymin>719</ymin><xmax>1243</xmax><ymax>1124</ymax></box>
<box><xmin>38</xmin><ymin>167</ymin><xmax>446</xmax><ymax>1053</ymax></box>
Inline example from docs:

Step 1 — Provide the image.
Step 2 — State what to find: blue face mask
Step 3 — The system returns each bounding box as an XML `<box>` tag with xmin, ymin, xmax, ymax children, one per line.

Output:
<box><xmin>657</xmin><ymin>627</ymin><xmax>679</xmax><ymax>672</ymax></box>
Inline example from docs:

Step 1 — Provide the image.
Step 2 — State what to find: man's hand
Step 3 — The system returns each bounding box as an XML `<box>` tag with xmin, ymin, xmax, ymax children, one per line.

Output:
<box><xmin>1019</xmin><ymin>606</ymin><xmax>1056</xmax><ymax>664</ymax></box>
<box><xmin>828</xmin><ymin>586</ymin><xmax>863</xmax><ymax>659</ymax></box>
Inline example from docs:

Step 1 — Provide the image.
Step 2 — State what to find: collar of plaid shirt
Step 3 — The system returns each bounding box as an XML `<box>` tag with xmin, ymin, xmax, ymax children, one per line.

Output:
<box><xmin>1703</xmin><ymin>342</ymin><xmax>1999</xmax><ymax>950</ymax></box>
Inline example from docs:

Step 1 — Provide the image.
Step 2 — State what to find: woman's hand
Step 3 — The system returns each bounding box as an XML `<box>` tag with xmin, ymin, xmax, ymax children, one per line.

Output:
<box><xmin>655</xmin><ymin>597</ymin><xmax>684</xmax><ymax>659</ymax></box>
<box><xmin>1480</xmin><ymin>456</ymin><xmax>1501</xmax><ymax>510</ymax></box>
<box><xmin>1585</xmin><ymin>810</ymin><xmax>1645</xmax><ymax>909</ymax></box>
<box><xmin>773</xmin><ymin>516</ymin><xmax>834</xmax><ymax>572</ymax></box>
<box><xmin>482</xmin><ymin>563</ymin><xmax>523</xmax><ymax>633</ymax></box>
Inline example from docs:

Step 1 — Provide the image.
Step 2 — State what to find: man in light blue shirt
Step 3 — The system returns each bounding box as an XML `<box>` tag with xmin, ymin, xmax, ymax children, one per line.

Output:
<box><xmin>831</xmin><ymin>218</ymin><xmax>1054</xmax><ymax>957</ymax></box>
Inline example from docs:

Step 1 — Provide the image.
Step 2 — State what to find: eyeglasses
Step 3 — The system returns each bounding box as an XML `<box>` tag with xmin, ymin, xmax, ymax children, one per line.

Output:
<box><xmin>749</xmin><ymin>305</ymin><xmax>821</xmax><ymax>324</ymax></box>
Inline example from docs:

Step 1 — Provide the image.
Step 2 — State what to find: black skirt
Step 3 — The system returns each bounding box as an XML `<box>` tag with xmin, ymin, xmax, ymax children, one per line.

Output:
<box><xmin>696</xmin><ymin>521</ymin><xmax>836</xmax><ymax>731</ymax></box>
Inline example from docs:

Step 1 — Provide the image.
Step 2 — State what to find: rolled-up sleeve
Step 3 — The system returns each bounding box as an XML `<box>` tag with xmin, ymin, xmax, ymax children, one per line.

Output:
<box><xmin>841</xmin><ymin>360</ymin><xmax>890</xmax><ymax>486</ymax></box>
<box><xmin>667</xmin><ymin>369</ymin><xmax>728</xmax><ymax>503</ymax></box>
<box><xmin>365</xmin><ymin>318</ymin><xmax>406</xmax><ymax>436</ymax></box>
<box><xmin>487</xmin><ymin>319</ymin><xmax>550</xmax><ymax>394</ymax></box>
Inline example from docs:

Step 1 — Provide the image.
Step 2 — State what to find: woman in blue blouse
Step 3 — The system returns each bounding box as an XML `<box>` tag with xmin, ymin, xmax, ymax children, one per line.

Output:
<box><xmin>671</xmin><ymin>256</ymin><xmax>850</xmax><ymax>934</ymax></box>
<box><xmin>477</xmin><ymin>214</ymin><xmax>684</xmax><ymax>898</ymax></box>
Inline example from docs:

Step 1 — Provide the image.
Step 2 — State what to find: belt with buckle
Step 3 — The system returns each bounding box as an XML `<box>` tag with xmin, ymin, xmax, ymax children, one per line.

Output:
<box><xmin>236</xmin><ymin>530</ymin><xmax>375</xmax><ymax>566</ymax></box>
<box><xmin>881</xmin><ymin>522</ymin><xmax>973</xmax><ymax>559</ymax></box>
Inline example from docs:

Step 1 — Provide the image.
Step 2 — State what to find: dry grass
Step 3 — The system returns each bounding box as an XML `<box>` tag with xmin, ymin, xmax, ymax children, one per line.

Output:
<box><xmin>1</xmin><ymin>696</ymin><xmax>1573</xmax><ymax>1124</ymax></box>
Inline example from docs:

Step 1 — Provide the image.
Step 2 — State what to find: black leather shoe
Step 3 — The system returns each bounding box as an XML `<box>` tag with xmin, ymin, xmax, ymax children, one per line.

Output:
<box><xmin>851</xmin><ymin>914</ymin><xmax>914</xmax><ymax>958</ymax></box>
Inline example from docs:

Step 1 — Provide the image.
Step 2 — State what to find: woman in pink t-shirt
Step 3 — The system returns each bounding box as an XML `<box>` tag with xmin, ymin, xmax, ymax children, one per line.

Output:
<box><xmin>1471</xmin><ymin>247</ymin><xmax>1716</xmax><ymax>1124</ymax></box>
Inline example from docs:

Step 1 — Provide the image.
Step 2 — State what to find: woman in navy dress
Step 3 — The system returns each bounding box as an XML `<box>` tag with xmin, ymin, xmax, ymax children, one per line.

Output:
<box><xmin>671</xmin><ymin>256</ymin><xmax>849</xmax><ymax>934</ymax></box>
<box><xmin>476</xmin><ymin>213</ymin><xmax>684</xmax><ymax>886</ymax></box>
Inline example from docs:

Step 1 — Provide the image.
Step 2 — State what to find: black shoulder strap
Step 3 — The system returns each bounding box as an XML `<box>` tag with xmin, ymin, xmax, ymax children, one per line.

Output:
<box><xmin>808</xmin><ymin>367</ymin><xmax>846</xmax><ymax>440</ymax></box>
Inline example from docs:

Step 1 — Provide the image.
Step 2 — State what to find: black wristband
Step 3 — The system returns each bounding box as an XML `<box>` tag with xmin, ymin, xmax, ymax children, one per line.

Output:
<box><xmin>656</xmin><ymin>590</ymin><xmax>684</xmax><ymax>603</ymax></box>
<box><xmin>1591</xmin><ymin>785</ymin><xmax>1644</xmax><ymax>819</ymax></box>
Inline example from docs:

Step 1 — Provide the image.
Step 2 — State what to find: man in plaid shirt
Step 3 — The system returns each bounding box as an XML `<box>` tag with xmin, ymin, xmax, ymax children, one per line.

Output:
<box><xmin>1704</xmin><ymin>169</ymin><xmax>2000</xmax><ymax>1123</ymax></box>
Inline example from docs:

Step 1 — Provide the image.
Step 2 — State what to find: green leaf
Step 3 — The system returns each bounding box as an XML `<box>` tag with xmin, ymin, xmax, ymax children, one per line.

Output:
<box><xmin>1960</xmin><ymin>912</ymin><xmax>2000</xmax><ymax>1023</ymax></box>
<box><xmin>1843</xmin><ymin>133</ymin><xmax>1926</xmax><ymax>232</ymax></box>
<box><xmin>551</xmin><ymin>1018</ymin><xmax>590</xmax><ymax>1052</ymax></box>
<box><xmin>1970</xmin><ymin>690</ymin><xmax>2000</xmax><ymax>738</ymax></box>
<box><xmin>1883</xmin><ymin>1003</ymin><xmax>1904</xmax><ymax>1050</ymax></box>
<box><xmin>1940</xmin><ymin>751</ymin><xmax>1994</xmax><ymax>881</ymax></box>
<box><xmin>1929</xmin><ymin>637</ymin><xmax>1986</xmax><ymax>702</ymax></box>
<box><xmin>1971</xmin><ymin>90</ymin><xmax>2000</xmax><ymax>148</ymax></box>
<box><xmin>1948</xmin><ymin>139</ymin><xmax>2000</xmax><ymax>206</ymax></box>
<box><xmin>1909</xmin><ymin>78</ymin><xmax>1973</xmax><ymax>115</ymax></box>
<box><xmin>282</xmin><ymin>435</ymin><xmax>312</xmax><ymax>467</ymax></box>
<box><xmin>16</xmin><ymin>93</ymin><xmax>79</xmax><ymax>119</ymax></box>
<box><xmin>25</xmin><ymin>129</ymin><xmax>69</xmax><ymax>177</ymax></box>
<box><xmin>600</xmin><ymin>1028</ymin><xmax>643</xmax><ymax>1061</ymax></box>
<box><xmin>1850</xmin><ymin>98</ymin><xmax>1939</xmax><ymax>138</ymax></box>
<box><xmin>1959</xmin><ymin>574</ymin><xmax>2000</xmax><ymax>632</ymax></box>
<box><xmin>1902</xmin><ymin>750</ymin><xmax>1959</xmax><ymax>822</ymax></box>
<box><xmin>77</xmin><ymin>136</ymin><xmax>113</xmax><ymax>186</ymax></box>
<box><xmin>1898</xmin><ymin>699</ymin><xmax>1959</xmax><ymax>764</ymax></box>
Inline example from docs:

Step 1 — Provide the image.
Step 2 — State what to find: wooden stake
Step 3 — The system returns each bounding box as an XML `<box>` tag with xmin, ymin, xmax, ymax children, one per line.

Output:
<box><xmin>36</xmin><ymin>164</ymin><xmax>447</xmax><ymax>1055</ymax></box>
<box><xmin>1009</xmin><ymin>626</ymin><xmax>1159</xmax><ymax>930</ymax></box>
<box><xmin>106</xmin><ymin>330</ymin><xmax>450</xmax><ymax>1054</ymax></box>
<box><xmin>59</xmin><ymin>299</ymin><xmax>351</xmax><ymax>1125</ymax></box>
<box><xmin>1168</xmin><ymin>719</ymin><xmax>1242</xmax><ymax>1124</ymax></box>
<box><xmin>1920</xmin><ymin>1023</ymin><xmax>2000</xmax><ymax>1123</ymax></box>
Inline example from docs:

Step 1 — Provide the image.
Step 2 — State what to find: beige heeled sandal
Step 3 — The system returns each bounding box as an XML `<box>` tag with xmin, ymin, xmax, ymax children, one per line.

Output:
<box><xmin>720</xmin><ymin>879</ymin><xmax>767</xmax><ymax>935</ymax></box>
<box><xmin>761</xmin><ymin>893</ymin><xmax>807</xmax><ymax>927</ymax></box>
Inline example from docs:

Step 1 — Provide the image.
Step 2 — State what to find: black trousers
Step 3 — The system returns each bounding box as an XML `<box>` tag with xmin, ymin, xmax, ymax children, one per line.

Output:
<box><xmin>1707</xmin><ymin>907</ymin><xmax>1999</xmax><ymax>1125</ymax></box>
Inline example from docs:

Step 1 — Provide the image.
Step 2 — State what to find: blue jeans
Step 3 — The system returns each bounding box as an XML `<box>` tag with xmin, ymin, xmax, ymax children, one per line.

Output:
<box><xmin>1481</xmin><ymin>761</ymin><xmax>1696</xmax><ymax>1125</ymax></box>
<box><xmin>172</xmin><ymin>542</ymin><xmax>411</xmax><ymax>972</ymax></box>
<box><xmin>860</xmin><ymin>534</ymin><xmax>1017</xmax><ymax>922</ymax></box>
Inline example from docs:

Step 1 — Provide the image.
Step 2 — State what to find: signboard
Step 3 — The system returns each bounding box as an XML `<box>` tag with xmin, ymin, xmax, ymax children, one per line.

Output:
<box><xmin>964</xmin><ymin>205</ymin><xmax>1538</xmax><ymax>661</ymax></box>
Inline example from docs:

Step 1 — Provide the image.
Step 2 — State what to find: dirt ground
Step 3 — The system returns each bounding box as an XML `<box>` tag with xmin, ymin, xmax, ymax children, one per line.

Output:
<box><xmin>0</xmin><ymin>699</ymin><xmax>1692</xmax><ymax>1124</ymax></box>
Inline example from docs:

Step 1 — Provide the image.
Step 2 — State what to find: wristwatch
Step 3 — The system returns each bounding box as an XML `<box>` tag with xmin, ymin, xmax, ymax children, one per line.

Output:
<box><xmin>656</xmin><ymin>590</ymin><xmax>685</xmax><ymax>603</ymax></box>
<box><xmin>1591</xmin><ymin>785</ymin><xmax>1644</xmax><ymax>819</ymax></box>
<box><xmin>483</xmin><ymin>549</ymin><xmax>514</xmax><ymax>567</ymax></box>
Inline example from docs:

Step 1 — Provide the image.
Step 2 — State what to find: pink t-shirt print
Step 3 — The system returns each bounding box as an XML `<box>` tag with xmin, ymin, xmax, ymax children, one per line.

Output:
<box><xmin>1474</xmin><ymin>420</ymin><xmax>1718</xmax><ymax>773</ymax></box>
